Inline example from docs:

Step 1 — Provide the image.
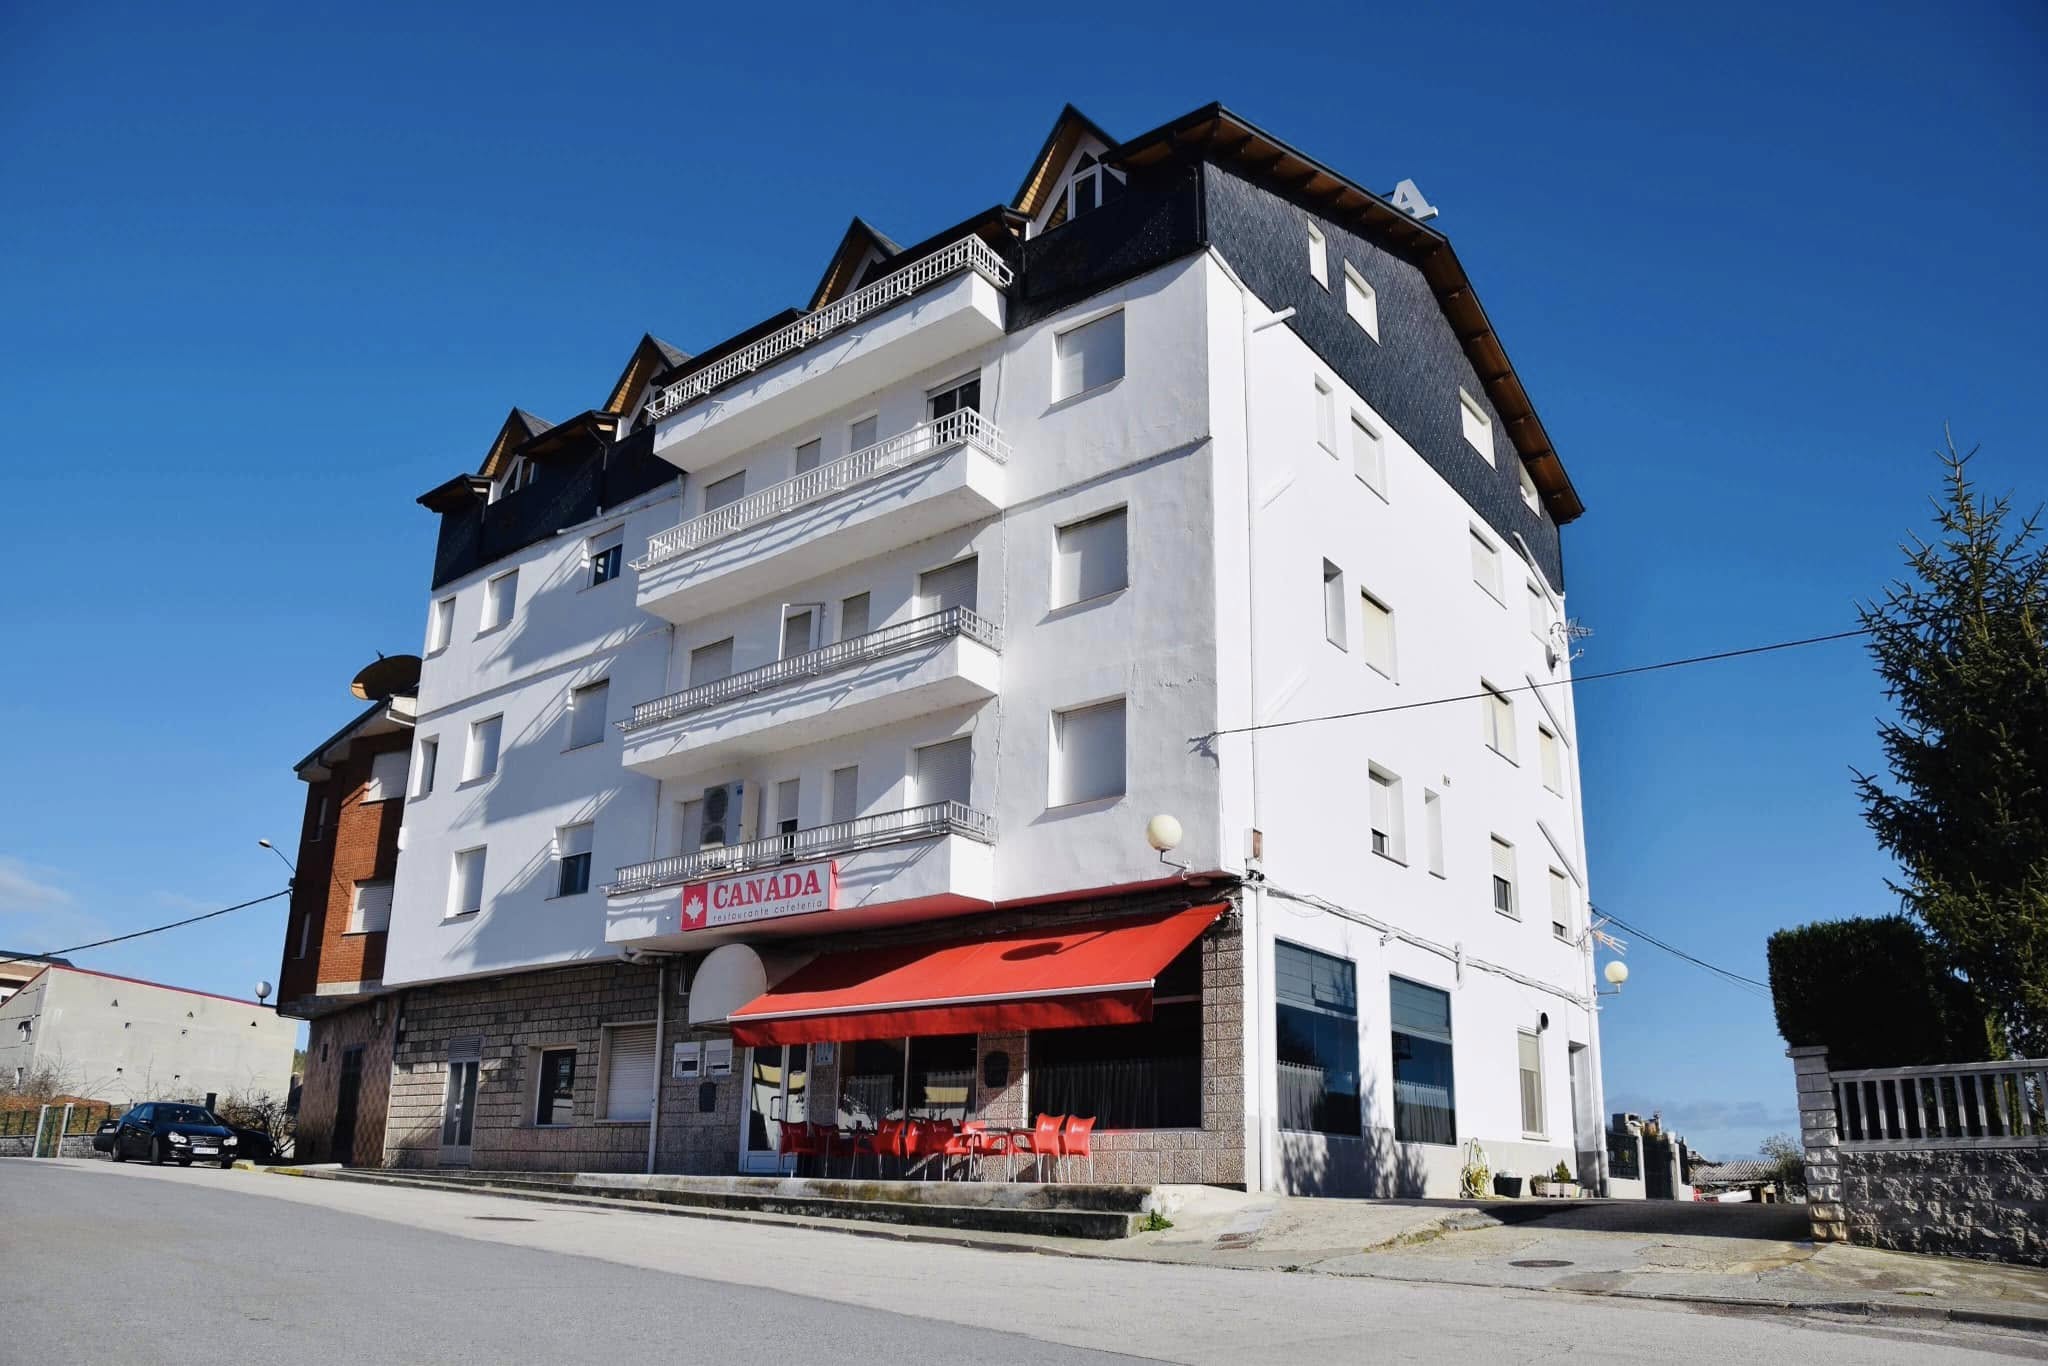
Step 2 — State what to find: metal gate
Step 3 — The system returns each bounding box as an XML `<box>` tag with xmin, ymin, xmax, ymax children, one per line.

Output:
<box><xmin>1644</xmin><ymin>1135</ymin><xmax>1675</xmax><ymax>1199</ymax></box>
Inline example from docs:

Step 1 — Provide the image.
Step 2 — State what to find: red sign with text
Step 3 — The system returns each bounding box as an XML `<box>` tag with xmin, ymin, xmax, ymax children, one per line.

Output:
<box><xmin>678</xmin><ymin>860</ymin><xmax>839</xmax><ymax>932</ymax></box>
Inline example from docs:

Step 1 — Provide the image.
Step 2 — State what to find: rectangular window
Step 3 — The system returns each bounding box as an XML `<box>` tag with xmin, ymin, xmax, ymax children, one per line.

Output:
<box><xmin>1054</xmin><ymin>507</ymin><xmax>1127</xmax><ymax>606</ymax></box>
<box><xmin>1306</xmin><ymin>222</ymin><xmax>1328</xmax><ymax>287</ymax></box>
<box><xmin>449</xmin><ymin>847</ymin><xmax>486</xmax><ymax>918</ymax></box>
<box><xmin>1314</xmin><ymin>377</ymin><xmax>1336</xmax><ymax>453</ymax></box>
<box><xmin>794</xmin><ymin>438</ymin><xmax>823</xmax><ymax>475</ymax></box>
<box><xmin>465</xmin><ymin>714</ymin><xmax>503</xmax><ymax>781</ymax></box>
<box><xmin>1360</xmin><ymin>590</ymin><xmax>1395</xmax><ymax>678</ymax></box>
<box><xmin>927</xmin><ymin>375</ymin><xmax>980</xmax><ymax>421</ymax></box>
<box><xmin>1030</xmin><ymin>942</ymin><xmax>1202</xmax><ymax>1129</ymax></box>
<box><xmin>1538</xmin><ymin>725</ymin><xmax>1563</xmax><ymax>793</ymax></box>
<box><xmin>917</xmin><ymin>557</ymin><xmax>978</xmax><ymax>615</ymax></box>
<box><xmin>1518</xmin><ymin>1030</ymin><xmax>1546</xmax><ymax>1137</ymax></box>
<box><xmin>1483</xmin><ymin>684</ymin><xmax>1516</xmax><ymax>760</ymax></box>
<box><xmin>307</xmin><ymin>793</ymin><xmax>330</xmax><ymax>842</ymax></box>
<box><xmin>1550</xmin><ymin>869</ymin><xmax>1573</xmax><ymax>942</ymax></box>
<box><xmin>1423</xmin><ymin>789</ymin><xmax>1445</xmax><ymax>877</ymax></box>
<box><xmin>534</xmin><ymin>1047</ymin><xmax>576</xmax><ymax>1126</ymax></box>
<box><xmin>1055</xmin><ymin>310</ymin><xmax>1125</xmax><ymax>400</ymax></box>
<box><xmin>780</xmin><ymin>607</ymin><xmax>816</xmax><ymax>659</ymax></box>
<box><xmin>1052</xmin><ymin>699</ymin><xmax>1126</xmax><ymax>806</ymax></box>
<box><xmin>1369</xmin><ymin>767</ymin><xmax>1404</xmax><ymax>861</ymax></box>
<box><xmin>363</xmin><ymin>749</ymin><xmax>408</xmax><ymax>803</ymax></box>
<box><xmin>775</xmin><ymin>778</ymin><xmax>801</xmax><ymax>837</ymax></box>
<box><xmin>689</xmin><ymin>637</ymin><xmax>734</xmax><ymax>685</ymax></box>
<box><xmin>830</xmin><ymin>765</ymin><xmax>859</xmax><ymax>825</ymax></box>
<box><xmin>848</xmin><ymin>414</ymin><xmax>878</xmax><ymax>453</ymax></box>
<box><xmin>1491</xmin><ymin>837</ymin><xmax>1517</xmax><ymax>917</ymax></box>
<box><xmin>412</xmin><ymin>737</ymin><xmax>438</xmax><ymax>798</ymax></box>
<box><xmin>555</xmin><ymin>823</ymin><xmax>593</xmax><ymax>898</ymax></box>
<box><xmin>349</xmin><ymin>880</ymin><xmax>393</xmax><ymax>934</ymax></box>
<box><xmin>1391</xmin><ymin>977</ymin><xmax>1456</xmax><ymax>1145</ymax></box>
<box><xmin>1322</xmin><ymin>560</ymin><xmax>1346</xmax><ymax>649</ymax></box>
<box><xmin>1275</xmin><ymin>942</ymin><xmax>1360</xmax><ymax>1136</ymax></box>
<box><xmin>1470</xmin><ymin>528</ymin><xmax>1502</xmax><ymax>601</ymax></box>
<box><xmin>1519</xmin><ymin>460</ymin><xmax>1541</xmax><ymax>513</ymax></box>
<box><xmin>568</xmin><ymin>680</ymin><xmax>609</xmax><ymax>750</ymax></box>
<box><xmin>675</xmin><ymin>798</ymin><xmax>704</xmax><ymax>854</ymax></box>
<box><xmin>587</xmin><ymin>529</ymin><xmax>623</xmax><ymax>588</ymax></box>
<box><xmin>1351</xmin><ymin>413</ymin><xmax>1386</xmax><ymax>496</ymax></box>
<box><xmin>1459</xmin><ymin>389</ymin><xmax>1494</xmax><ymax>463</ymax></box>
<box><xmin>914</xmin><ymin>736</ymin><xmax>972</xmax><ymax>807</ymax></box>
<box><xmin>703</xmin><ymin>470</ymin><xmax>746</xmax><ymax>513</ymax></box>
<box><xmin>481</xmin><ymin>570</ymin><xmax>517</xmax><ymax>633</ymax></box>
<box><xmin>601</xmin><ymin>1024</ymin><xmax>657</xmax><ymax>1122</ymax></box>
<box><xmin>1527</xmin><ymin>580</ymin><xmax>1548</xmax><ymax>639</ymax></box>
<box><xmin>426</xmin><ymin>596</ymin><xmax>455</xmax><ymax>655</ymax></box>
<box><xmin>839</xmin><ymin>592</ymin><xmax>870</xmax><ymax>640</ymax></box>
<box><xmin>1343</xmin><ymin>262</ymin><xmax>1378</xmax><ymax>340</ymax></box>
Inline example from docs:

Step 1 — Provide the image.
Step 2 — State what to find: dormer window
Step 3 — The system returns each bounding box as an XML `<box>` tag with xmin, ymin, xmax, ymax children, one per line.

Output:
<box><xmin>1066</xmin><ymin>153</ymin><xmax>1125</xmax><ymax>221</ymax></box>
<box><xmin>491</xmin><ymin>456</ymin><xmax>537</xmax><ymax>503</ymax></box>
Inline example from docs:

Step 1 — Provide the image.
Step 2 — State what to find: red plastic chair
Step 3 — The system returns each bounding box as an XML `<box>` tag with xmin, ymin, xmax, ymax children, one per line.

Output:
<box><xmin>847</xmin><ymin>1125</ymin><xmax>881</xmax><ymax>1179</ymax></box>
<box><xmin>942</xmin><ymin>1120</ymin><xmax>1012</xmax><ymax>1181</ymax></box>
<box><xmin>1059</xmin><ymin>1115</ymin><xmax>1097</xmax><ymax>1183</ymax></box>
<box><xmin>775</xmin><ymin>1116</ymin><xmax>819</xmax><ymax>1174</ymax></box>
<box><xmin>874</xmin><ymin>1118</ymin><xmax>910</xmax><ymax>1178</ymax></box>
<box><xmin>812</xmin><ymin>1122</ymin><xmax>850</xmax><ymax>1177</ymax></box>
<box><xmin>1011</xmin><ymin>1113</ymin><xmax>1065</xmax><ymax>1182</ymax></box>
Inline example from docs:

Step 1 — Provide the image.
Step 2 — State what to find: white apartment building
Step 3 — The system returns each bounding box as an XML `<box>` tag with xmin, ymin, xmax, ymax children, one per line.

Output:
<box><xmin>330</xmin><ymin>103</ymin><xmax>1600</xmax><ymax>1194</ymax></box>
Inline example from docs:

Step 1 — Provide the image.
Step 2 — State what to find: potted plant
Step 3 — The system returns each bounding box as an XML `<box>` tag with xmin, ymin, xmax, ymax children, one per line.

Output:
<box><xmin>1545</xmin><ymin>1161</ymin><xmax>1580</xmax><ymax>1198</ymax></box>
<box><xmin>1493</xmin><ymin>1170</ymin><xmax>1524</xmax><ymax>1198</ymax></box>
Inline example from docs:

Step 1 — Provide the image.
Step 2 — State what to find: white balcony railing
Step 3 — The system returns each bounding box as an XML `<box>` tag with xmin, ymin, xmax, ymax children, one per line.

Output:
<box><xmin>1832</xmin><ymin>1059</ymin><xmax>2048</xmax><ymax>1150</ymax></box>
<box><xmin>621</xmin><ymin>608</ymin><xmax>1001</xmax><ymax>734</ymax></box>
<box><xmin>643</xmin><ymin>236</ymin><xmax>1014</xmax><ymax>424</ymax></box>
<box><xmin>606</xmin><ymin>800</ymin><xmax>995</xmax><ymax>896</ymax></box>
<box><xmin>634</xmin><ymin>409</ymin><xmax>1009</xmax><ymax>572</ymax></box>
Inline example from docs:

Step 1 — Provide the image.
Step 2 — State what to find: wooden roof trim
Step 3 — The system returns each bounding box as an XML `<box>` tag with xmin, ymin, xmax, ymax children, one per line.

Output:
<box><xmin>478</xmin><ymin>409</ymin><xmax>551</xmax><ymax>480</ymax></box>
<box><xmin>1012</xmin><ymin>104</ymin><xmax>1118</xmax><ymax>217</ymax></box>
<box><xmin>604</xmin><ymin>336</ymin><xmax>691</xmax><ymax>416</ymax></box>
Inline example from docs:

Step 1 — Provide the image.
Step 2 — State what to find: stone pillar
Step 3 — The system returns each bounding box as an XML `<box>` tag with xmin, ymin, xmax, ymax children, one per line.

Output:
<box><xmin>1789</xmin><ymin>1045</ymin><xmax>1845</xmax><ymax>1243</ymax></box>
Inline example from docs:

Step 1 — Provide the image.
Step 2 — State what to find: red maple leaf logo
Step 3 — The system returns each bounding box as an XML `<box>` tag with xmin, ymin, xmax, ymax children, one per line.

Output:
<box><xmin>679</xmin><ymin>884</ymin><xmax>708</xmax><ymax>931</ymax></box>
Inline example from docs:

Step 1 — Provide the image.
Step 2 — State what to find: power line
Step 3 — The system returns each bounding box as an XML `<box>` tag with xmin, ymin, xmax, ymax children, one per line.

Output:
<box><xmin>47</xmin><ymin>889</ymin><xmax>291</xmax><ymax>956</ymax></box>
<box><xmin>1203</xmin><ymin>625</ymin><xmax>1873</xmax><ymax>740</ymax></box>
<box><xmin>1597</xmin><ymin>906</ymin><xmax>1773</xmax><ymax>998</ymax></box>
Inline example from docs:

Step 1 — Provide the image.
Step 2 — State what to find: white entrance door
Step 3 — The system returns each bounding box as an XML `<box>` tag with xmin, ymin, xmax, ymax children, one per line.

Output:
<box><xmin>739</xmin><ymin>1043</ymin><xmax>809</xmax><ymax>1174</ymax></box>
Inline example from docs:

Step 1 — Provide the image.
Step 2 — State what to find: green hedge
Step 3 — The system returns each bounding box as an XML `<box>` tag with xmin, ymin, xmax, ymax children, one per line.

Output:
<box><xmin>1767</xmin><ymin>916</ymin><xmax>1989</xmax><ymax>1068</ymax></box>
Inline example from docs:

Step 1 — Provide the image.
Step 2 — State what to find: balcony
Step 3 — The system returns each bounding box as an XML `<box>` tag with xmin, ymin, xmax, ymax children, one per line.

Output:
<box><xmin>604</xmin><ymin>801</ymin><xmax>997</xmax><ymax>949</ymax></box>
<box><xmin>645</xmin><ymin>236</ymin><xmax>1012</xmax><ymax>475</ymax></box>
<box><xmin>618</xmin><ymin>608</ymin><xmax>1001</xmax><ymax>780</ymax></box>
<box><xmin>633</xmin><ymin>411</ymin><xmax>1008</xmax><ymax>624</ymax></box>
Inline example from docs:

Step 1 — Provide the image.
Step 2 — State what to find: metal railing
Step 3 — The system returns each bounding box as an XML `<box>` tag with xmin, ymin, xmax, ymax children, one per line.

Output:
<box><xmin>606</xmin><ymin>800</ymin><xmax>994</xmax><ymax>896</ymax></box>
<box><xmin>634</xmin><ymin>409</ymin><xmax>1010</xmax><ymax>571</ymax></box>
<box><xmin>1832</xmin><ymin>1059</ymin><xmax>2048</xmax><ymax>1150</ymax></box>
<box><xmin>643</xmin><ymin>236</ymin><xmax>1014</xmax><ymax>423</ymax></box>
<box><xmin>621</xmin><ymin>608</ymin><xmax>1001</xmax><ymax>733</ymax></box>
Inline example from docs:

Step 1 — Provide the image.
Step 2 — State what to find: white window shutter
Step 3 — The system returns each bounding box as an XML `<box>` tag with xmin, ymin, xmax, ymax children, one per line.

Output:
<box><xmin>604</xmin><ymin>1025</ymin><xmax>657</xmax><ymax>1121</ymax></box>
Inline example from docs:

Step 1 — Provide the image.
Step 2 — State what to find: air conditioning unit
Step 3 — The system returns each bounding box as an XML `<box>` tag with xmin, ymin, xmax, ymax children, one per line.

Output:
<box><xmin>698</xmin><ymin>781</ymin><xmax>746</xmax><ymax>849</ymax></box>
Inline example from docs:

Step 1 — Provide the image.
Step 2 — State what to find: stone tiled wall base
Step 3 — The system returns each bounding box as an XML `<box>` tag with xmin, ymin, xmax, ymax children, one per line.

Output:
<box><xmin>299</xmin><ymin>1001</ymin><xmax>394</xmax><ymax>1166</ymax></box>
<box><xmin>1840</xmin><ymin>1146</ymin><xmax>2048</xmax><ymax>1268</ymax></box>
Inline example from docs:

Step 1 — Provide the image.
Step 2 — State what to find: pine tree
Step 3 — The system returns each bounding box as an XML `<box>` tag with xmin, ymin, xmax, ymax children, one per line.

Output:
<box><xmin>1854</xmin><ymin>434</ymin><xmax>2048</xmax><ymax>1056</ymax></box>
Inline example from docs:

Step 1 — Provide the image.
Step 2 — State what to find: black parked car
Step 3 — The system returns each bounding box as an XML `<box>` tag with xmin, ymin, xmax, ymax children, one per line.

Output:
<box><xmin>103</xmin><ymin>1104</ymin><xmax>241</xmax><ymax>1167</ymax></box>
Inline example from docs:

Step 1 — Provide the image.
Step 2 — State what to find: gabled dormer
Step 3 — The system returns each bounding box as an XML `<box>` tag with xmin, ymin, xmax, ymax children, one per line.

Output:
<box><xmin>808</xmin><ymin>218</ymin><xmax>905</xmax><ymax>309</ymax></box>
<box><xmin>605</xmin><ymin>333</ymin><xmax>691</xmax><ymax>423</ymax></box>
<box><xmin>478</xmin><ymin>408</ymin><xmax>553</xmax><ymax>501</ymax></box>
<box><xmin>1013</xmin><ymin>104</ymin><xmax>1122</xmax><ymax>237</ymax></box>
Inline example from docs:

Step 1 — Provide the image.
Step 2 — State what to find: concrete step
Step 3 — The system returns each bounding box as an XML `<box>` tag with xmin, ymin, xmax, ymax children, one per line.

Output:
<box><xmin>304</xmin><ymin>1167</ymin><xmax>1147</xmax><ymax>1240</ymax></box>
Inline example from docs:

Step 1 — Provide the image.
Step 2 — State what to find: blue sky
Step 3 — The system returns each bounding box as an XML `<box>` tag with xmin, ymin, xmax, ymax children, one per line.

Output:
<box><xmin>1</xmin><ymin>3</ymin><xmax>2040</xmax><ymax>1157</ymax></box>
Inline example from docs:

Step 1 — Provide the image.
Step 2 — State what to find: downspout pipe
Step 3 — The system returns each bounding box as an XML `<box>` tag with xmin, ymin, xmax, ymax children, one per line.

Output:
<box><xmin>646</xmin><ymin>961</ymin><xmax>666</xmax><ymax>1175</ymax></box>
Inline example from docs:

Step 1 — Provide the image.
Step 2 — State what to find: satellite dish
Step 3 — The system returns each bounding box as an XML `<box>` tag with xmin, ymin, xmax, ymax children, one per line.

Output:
<box><xmin>351</xmin><ymin>653</ymin><xmax>422</xmax><ymax>701</ymax></box>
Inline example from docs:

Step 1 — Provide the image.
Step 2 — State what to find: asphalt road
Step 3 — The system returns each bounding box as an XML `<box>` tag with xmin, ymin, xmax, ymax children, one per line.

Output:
<box><xmin>3</xmin><ymin>1160</ymin><xmax>2038</xmax><ymax>1365</ymax></box>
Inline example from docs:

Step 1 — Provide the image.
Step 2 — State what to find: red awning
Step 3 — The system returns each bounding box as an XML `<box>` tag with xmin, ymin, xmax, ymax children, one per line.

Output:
<box><xmin>727</xmin><ymin>903</ymin><xmax>1226</xmax><ymax>1046</ymax></box>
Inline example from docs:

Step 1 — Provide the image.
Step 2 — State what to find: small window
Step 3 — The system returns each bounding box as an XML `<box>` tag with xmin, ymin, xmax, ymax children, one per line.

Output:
<box><xmin>1321</xmin><ymin>560</ymin><xmax>1347</xmax><ymax>649</ymax></box>
<box><xmin>1275</xmin><ymin>942</ymin><xmax>1359</xmax><ymax>1135</ymax></box>
<box><xmin>1490</xmin><ymin>837</ymin><xmax>1517</xmax><ymax>917</ymax></box>
<box><xmin>914</xmin><ymin>736</ymin><xmax>973</xmax><ymax>807</ymax></box>
<box><xmin>1360</xmin><ymin>590</ymin><xmax>1395</xmax><ymax>679</ymax></box>
<box><xmin>412</xmin><ymin>737</ymin><xmax>439</xmax><ymax>798</ymax></box>
<box><xmin>829</xmin><ymin>765</ymin><xmax>859</xmax><ymax>825</ymax></box>
<box><xmin>1369</xmin><ymin>767</ymin><xmax>1404</xmax><ymax>862</ymax></box>
<box><xmin>918</xmin><ymin>557</ymin><xmax>978</xmax><ymax>615</ymax></box>
<box><xmin>1538</xmin><ymin>725</ymin><xmax>1563</xmax><ymax>793</ymax></box>
<box><xmin>1459</xmin><ymin>389</ymin><xmax>1494</xmax><ymax>463</ymax></box>
<box><xmin>927</xmin><ymin>375</ymin><xmax>980</xmax><ymax>423</ymax></box>
<box><xmin>1423</xmin><ymin>789</ymin><xmax>1445</xmax><ymax>877</ymax></box>
<box><xmin>848</xmin><ymin>414</ymin><xmax>878</xmax><ymax>453</ymax></box>
<box><xmin>465</xmin><ymin>714</ymin><xmax>503</xmax><ymax>781</ymax></box>
<box><xmin>1518</xmin><ymin>1030</ymin><xmax>1546</xmax><ymax>1137</ymax></box>
<box><xmin>1342</xmin><ymin>263</ymin><xmax>1378</xmax><ymax>340</ymax></box>
<box><xmin>1055</xmin><ymin>507</ymin><xmax>1127</xmax><ymax>606</ymax></box>
<box><xmin>493</xmin><ymin>455</ymin><xmax>536</xmax><ymax>501</ymax></box>
<box><xmin>587</xmin><ymin>529</ymin><xmax>623</xmax><ymax>588</ymax></box>
<box><xmin>307</xmin><ymin>794</ymin><xmax>330</xmax><ymax>843</ymax></box>
<box><xmin>1052</xmin><ymin>699</ymin><xmax>1126</xmax><ymax>807</ymax></box>
<box><xmin>1313</xmin><ymin>377</ymin><xmax>1336</xmax><ymax>453</ymax></box>
<box><xmin>426</xmin><ymin>596</ymin><xmax>455</xmax><ymax>655</ymax></box>
<box><xmin>1306</xmin><ymin>223</ymin><xmax>1328</xmax><ymax>287</ymax></box>
<box><xmin>1351</xmin><ymin>413</ymin><xmax>1385</xmax><ymax>497</ymax></box>
<box><xmin>1527</xmin><ymin>580</ymin><xmax>1548</xmax><ymax>639</ymax></box>
<box><xmin>1482</xmin><ymin>684</ymin><xmax>1516</xmax><ymax>760</ymax></box>
<box><xmin>774</xmin><ymin>778</ymin><xmax>800</xmax><ymax>838</ymax></box>
<box><xmin>481</xmin><ymin>570</ymin><xmax>517</xmax><ymax>633</ymax></box>
<box><xmin>349</xmin><ymin>880</ymin><xmax>393</xmax><ymax>934</ymax></box>
<box><xmin>839</xmin><ymin>592</ymin><xmax>871</xmax><ymax>641</ymax></box>
<box><xmin>1390</xmin><ymin>977</ymin><xmax>1456</xmax><ymax>1144</ymax></box>
<box><xmin>601</xmin><ymin>1024</ymin><xmax>656</xmax><ymax>1122</ymax></box>
<box><xmin>555</xmin><ymin>823</ymin><xmax>593</xmax><ymax>898</ymax></box>
<box><xmin>568</xmin><ymin>680</ymin><xmax>609</xmax><ymax>750</ymax></box>
<box><xmin>449</xmin><ymin>846</ymin><xmax>487</xmax><ymax>918</ymax></box>
<box><xmin>1519</xmin><ymin>460</ymin><xmax>1541</xmax><ymax>514</ymax></box>
<box><xmin>534</xmin><ymin>1047</ymin><xmax>576</xmax><ymax>1126</ymax></box>
<box><xmin>363</xmin><ymin>749</ymin><xmax>408</xmax><ymax>803</ymax></box>
<box><xmin>1550</xmin><ymin>869</ymin><xmax>1573</xmax><ymax>942</ymax></box>
<box><xmin>1470</xmin><ymin>528</ymin><xmax>1502</xmax><ymax>601</ymax></box>
<box><xmin>1065</xmin><ymin>153</ymin><xmax>1124</xmax><ymax>219</ymax></box>
<box><xmin>703</xmin><ymin>471</ymin><xmax>747</xmax><ymax>514</ymax></box>
<box><xmin>780</xmin><ymin>607</ymin><xmax>817</xmax><ymax>659</ymax></box>
<box><xmin>1055</xmin><ymin>310</ymin><xmax>1125</xmax><ymax>400</ymax></box>
<box><xmin>689</xmin><ymin>637</ymin><xmax>734</xmax><ymax>686</ymax></box>
<box><xmin>794</xmin><ymin>438</ymin><xmax>823</xmax><ymax>475</ymax></box>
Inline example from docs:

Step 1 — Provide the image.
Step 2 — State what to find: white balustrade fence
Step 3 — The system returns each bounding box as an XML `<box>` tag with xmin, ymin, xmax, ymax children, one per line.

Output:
<box><xmin>1832</xmin><ymin>1059</ymin><xmax>2048</xmax><ymax>1150</ymax></box>
<box><xmin>607</xmin><ymin>801</ymin><xmax>995</xmax><ymax>896</ymax></box>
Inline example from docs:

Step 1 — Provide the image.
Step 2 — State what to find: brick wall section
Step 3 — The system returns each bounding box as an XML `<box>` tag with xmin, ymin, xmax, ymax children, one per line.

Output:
<box><xmin>280</xmin><ymin>731</ymin><xmax>404</xmax><ymax>1006</ymax></box>
<box><xmin>1789</xmin><ymin>1046</ymin><xmax>1847</xmax><ymax>1243</ymax></box>
<box><xmin>1839</xmin><ymin>1147</ymin><xmax>2048</xmax><ymax>1267</ymax></box>
<box><xmin>298</xmin><ymin>1001</ymin><xmax>395</xmax><ymax>1165</ymax></box>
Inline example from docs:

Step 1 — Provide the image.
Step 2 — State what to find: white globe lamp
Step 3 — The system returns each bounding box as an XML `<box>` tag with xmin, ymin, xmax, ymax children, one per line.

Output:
<box><xmin>1145</xmin><ymin>814</ymin><xmax>1184</xmax><ymax>853</ymax></box>
<box><xmin>1603</xmin><ymin>960</ymin><xmax>1629</xmax><ymax>988</ymax></box>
